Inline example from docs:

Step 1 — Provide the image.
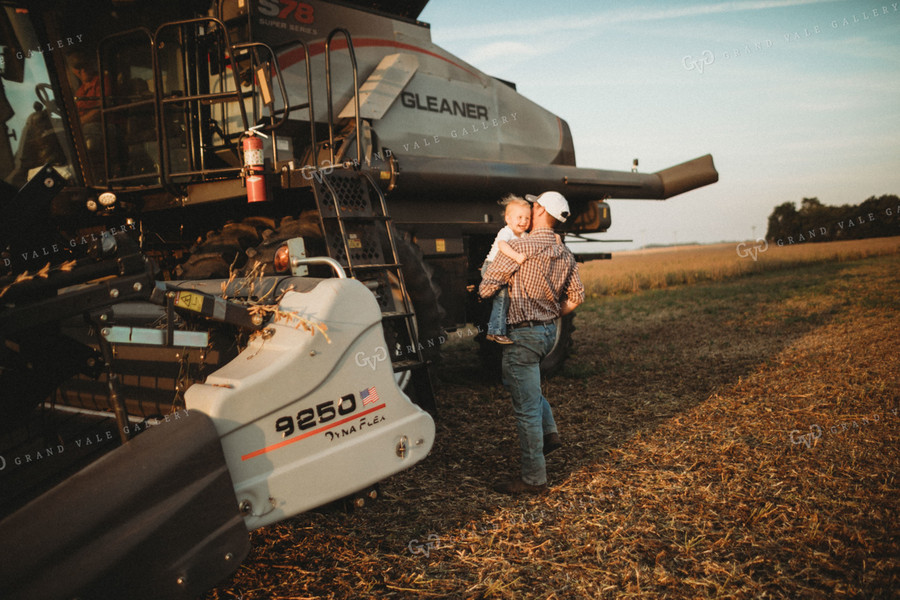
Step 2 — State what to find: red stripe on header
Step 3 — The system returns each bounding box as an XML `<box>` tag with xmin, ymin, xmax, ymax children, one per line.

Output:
<box><xmin>277</xmin><ymin>37</ymin><xmax>480</xmax><ymax>79</ymax></box>
<box><xmin>241</xmin><ymin>402</ymin><xmax>386</xmax><ymax>461</ymax></box>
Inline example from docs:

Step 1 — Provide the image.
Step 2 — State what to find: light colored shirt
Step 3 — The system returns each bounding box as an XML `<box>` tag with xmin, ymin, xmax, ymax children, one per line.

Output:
<box><xmin>484</xmin><ymin>226</ymin><xmax>526</xmax><ymax>263</ymax></box>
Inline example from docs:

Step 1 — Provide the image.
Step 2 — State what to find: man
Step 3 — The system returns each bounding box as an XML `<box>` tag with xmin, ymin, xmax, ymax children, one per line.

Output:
<box><xmin>67</xmin><ymin>50</ymin><xmax>103</xmax><ymax>125</ymax></box>
<box><xmin>66</xmin><ymin>50</ymin><xmax>108</xmax><ymax>170</ymax></box>
<box><xmin>479</xmin><ymin>191</ymin><xmax>585</xmax><ymax>494</ymax></box>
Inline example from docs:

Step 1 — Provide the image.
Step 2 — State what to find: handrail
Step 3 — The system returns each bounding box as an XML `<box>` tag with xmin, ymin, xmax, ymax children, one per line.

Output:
<box><xmin>270</xmin><ymin>39</ymin><xmax>317</xmax><ymax>156</ymax></box>
<box><xmin>154</xmin><ymin>17</ymin><xmax>249</xmax><ymax>187</ymax></box>
<box><xmin>230</xmin><ymin>41</ymin><xmax>291</xmax><ymax>133</ymax></box>
<box><xmin>291</xmin><ymin>256</ymin><xmax>347</xmax><ymax>279</ymax></box>
<box><xmin>324</xmin><ymin>28</ymin><xmax>362</xmax><ymax>167</ymax></box>
<box><xmin>97</xmin><ymin>27</ymin><xmax>158</xmax><ymax>188</ymax></box>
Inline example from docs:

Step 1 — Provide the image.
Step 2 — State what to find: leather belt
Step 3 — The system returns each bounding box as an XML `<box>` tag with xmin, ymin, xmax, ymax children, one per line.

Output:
<box><xmin>509</xmin><ymin>319</ymin><xmax>555</xmax><ymax>330</ymax></box>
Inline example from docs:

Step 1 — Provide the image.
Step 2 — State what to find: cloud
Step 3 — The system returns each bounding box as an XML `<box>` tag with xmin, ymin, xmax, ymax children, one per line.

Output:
<box><xmin>465</xmin><ymin>41</ymin><xmax>543</xmax><ymax>66</ymax></box>
<box><xmin>436</xmin><ymin>0</ymin><xmax>846</xmax><ymax>42</ymax></box>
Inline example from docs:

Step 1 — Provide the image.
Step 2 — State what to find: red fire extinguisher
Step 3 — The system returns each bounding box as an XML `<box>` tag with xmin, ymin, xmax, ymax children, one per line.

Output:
<box><xmin>243</xmin><ymin>130</ymin><xmax>266</xmax><ymax>203</ymax></box>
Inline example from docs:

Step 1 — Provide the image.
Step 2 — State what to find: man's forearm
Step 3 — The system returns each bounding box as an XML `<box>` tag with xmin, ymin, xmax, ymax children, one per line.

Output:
<box><xmin>479</xmin><ymin>279</ymin><xmax>499</xmax><ymax>298</ymax></box>
<box><xmin>560</xmin><ymin>298</ymin><xmax>581</xmax><ymax>316</ymax></box>
<box><xmin>479</xmin><ymin>255</ymin><xmax>517</xmax><ymax>298</ymax></box>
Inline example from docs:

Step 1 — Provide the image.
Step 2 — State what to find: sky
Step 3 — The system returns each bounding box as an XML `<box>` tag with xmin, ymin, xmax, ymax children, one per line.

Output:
<box><xmin>418</xmin><ymin>0</ymin><xmax>900</xmax><ymax>250</ymax></box>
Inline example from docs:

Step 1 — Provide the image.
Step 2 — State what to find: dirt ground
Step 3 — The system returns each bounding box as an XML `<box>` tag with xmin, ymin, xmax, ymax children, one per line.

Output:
<box><xmin>206</xmin><ymin>253</ymin><xmax>899</xmax><ymax>599</ymax></box>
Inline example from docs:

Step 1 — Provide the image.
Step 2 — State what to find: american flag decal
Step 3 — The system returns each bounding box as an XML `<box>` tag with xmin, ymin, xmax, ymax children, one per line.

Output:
<box><xmin>361</xmin><ymin>386</ymin><xmax>379</xmax><ymax>406</ymax></box>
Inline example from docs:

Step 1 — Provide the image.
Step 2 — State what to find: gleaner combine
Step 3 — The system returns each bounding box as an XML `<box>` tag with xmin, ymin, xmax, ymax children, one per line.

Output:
<box><xmin>0</xmin><ymin>0</ymin><xmax>717</xmax><ymax>597</ymax></box>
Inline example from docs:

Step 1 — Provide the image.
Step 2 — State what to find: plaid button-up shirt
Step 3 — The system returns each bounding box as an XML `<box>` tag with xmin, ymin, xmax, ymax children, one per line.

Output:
<box><xmin>479</xmin><ymin>228</ymin><xmax>585</xmax><ymax>325</ymax></box>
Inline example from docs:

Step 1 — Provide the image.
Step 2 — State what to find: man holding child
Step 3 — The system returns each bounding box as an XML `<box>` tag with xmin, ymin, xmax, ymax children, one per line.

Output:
<box><xmin>479</xmin><ymin>191</ymin><xmax>585</xmax><ymax>495</ymax></box>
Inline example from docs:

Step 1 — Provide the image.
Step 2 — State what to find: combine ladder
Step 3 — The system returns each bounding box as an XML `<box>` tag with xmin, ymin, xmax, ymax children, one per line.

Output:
<box><xmin>311</xmin><ymin>168</ymin><xmax>436</xmax><ymax>413</ymax></box>
<box><xmin>311</xmin><ymin>30</ymin><xmax>436</xmax><ymax>413</ymax></box>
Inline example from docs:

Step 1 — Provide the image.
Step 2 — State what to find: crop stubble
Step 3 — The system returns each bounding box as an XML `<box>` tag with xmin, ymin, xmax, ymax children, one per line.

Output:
<box><xmin>207</xmin><ymin>244</ymin><xmax>899</xmax><ymax>600</ymax></box>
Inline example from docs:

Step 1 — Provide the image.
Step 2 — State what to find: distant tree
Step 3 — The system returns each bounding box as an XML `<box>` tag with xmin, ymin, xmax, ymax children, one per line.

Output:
<box><xmin>766</xmin><ymin>201</ymin><xmax>798</xmax><ymax>242</ymax></box>
<box><xmin>859</xmin><ymin>195</ymin><xmax>899</xmax><ymax>237</ymax></box>
<box><xmin>882</xmin><ymin>194</ymin><xmax>900</xmax><ymax>233</ymax></box>
<box><xmin>797</xmin><ymin>197</ymin><xmax>829</xmax><ymax>241</ymax></box>
<box><xmin>766</xmin><ymin>194</ymin><xmax>899</xmax><ymax>244</ymax></box>
<box><xmin>799</xmin><ymin>197</ymin><xmax>822</xmax><ymax>212</ymax></box>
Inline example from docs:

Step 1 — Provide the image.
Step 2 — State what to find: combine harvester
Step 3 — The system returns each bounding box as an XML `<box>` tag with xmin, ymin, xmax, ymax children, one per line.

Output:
<box><xmin>0</xmin><ymin>1</ymin><xmax>717</xmax><ymax>597</ymax></box>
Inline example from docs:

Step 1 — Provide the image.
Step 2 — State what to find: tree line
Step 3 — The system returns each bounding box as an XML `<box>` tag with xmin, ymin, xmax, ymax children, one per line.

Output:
<box><xmin>765</xmin><ymin>195</ymin><xmax>899</xmax><ymax>246</ymax></box>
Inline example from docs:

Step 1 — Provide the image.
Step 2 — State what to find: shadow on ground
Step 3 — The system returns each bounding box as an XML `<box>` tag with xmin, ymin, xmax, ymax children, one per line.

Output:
<box><xmin>207</xmin><ymin>254</ymin><xmax>899</xmax><ymax>599</ymax></box>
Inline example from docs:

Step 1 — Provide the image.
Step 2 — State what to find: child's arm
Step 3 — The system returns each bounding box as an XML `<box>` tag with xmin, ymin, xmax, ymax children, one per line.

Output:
<box><xmin>497</xmin><ymin>239</ymin><xmax>526</xmax><ymax>264</ymax></box>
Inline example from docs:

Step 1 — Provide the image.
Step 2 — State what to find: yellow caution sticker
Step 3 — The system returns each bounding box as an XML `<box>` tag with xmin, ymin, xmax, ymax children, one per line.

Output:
<box><xmin>174</xmin><ymin>291</ymin><xmax>204</xmax><ymax>312</ymax></box>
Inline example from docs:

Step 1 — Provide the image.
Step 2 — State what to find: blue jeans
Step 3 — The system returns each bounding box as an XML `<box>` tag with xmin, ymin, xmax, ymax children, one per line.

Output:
<box><xmin>482</xmin><ymin>261</ymin><xmax>509</xmax><ymax>336</ymax></box>
<box><xmin>502</xmin><ymin>322</ymin><xmax>558</xmax><ymax>485</ymax></box>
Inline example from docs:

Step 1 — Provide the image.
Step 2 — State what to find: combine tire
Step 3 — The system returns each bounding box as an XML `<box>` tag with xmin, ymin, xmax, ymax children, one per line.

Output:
<box><xmin>177</xmin><ymin>221</ymin><xmax>265</xmax><ymax>279</ymax></box>
<box><xmin>394</xmin><ymin>234</ymin><xmax>446</xmax><ymax>364</ymax></box>
<box><xmin>243</xmin><ymin>213</ymin><xmax>324</xmax><ymax>274</ymax></box>
<box><xmin>177</xmin><ymin>214</ymin><xmax>323</xmax><ymax>279</ymax></box>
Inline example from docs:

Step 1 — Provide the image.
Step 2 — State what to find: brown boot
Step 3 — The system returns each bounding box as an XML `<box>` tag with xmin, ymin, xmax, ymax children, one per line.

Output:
<box><xmin>543</xmin><ymin>432</ymin><xmax>562</xmax><ymax>456</ymax></box>
<box><xmin>492</xmin><ymin>478</ymin><xmax>547</xmax><ymax>495</ymax></box>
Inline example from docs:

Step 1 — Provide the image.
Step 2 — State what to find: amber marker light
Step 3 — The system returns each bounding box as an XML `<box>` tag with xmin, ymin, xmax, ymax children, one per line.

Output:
<box><xmin>274</xmin><ymin>245</ymin><xmax>291</xmax><ymax>273</ymax></box>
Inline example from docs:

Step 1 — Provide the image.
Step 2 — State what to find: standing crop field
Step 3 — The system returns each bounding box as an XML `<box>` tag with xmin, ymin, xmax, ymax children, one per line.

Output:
<box><xmin>578</xmin><ymin>236</ymin><xmax>900</xmax><ymax>296</ymax></box>
<box><xmin>208</xmin><ymin>244</ymin><xmax>899</xmax><ymax>600</ymax></box>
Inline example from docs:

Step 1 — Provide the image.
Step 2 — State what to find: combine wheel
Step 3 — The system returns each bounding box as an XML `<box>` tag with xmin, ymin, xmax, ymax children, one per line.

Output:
<box><xmin>393</xmin><ymin>234</ymin><xmax>446</xmax><ymax>364</ymax></box>
<box><xmin>177</xmin><ymin>214</ymin><xmax>324</xmax><ymax>279</ymax></box>
<box><xmin>177</xmin><ymin>221</ymin><xmax>263</xmax><ymax>279</ymax></box>
<box><xmin>243</xmin><ymin>213</ymin><xmax>324</xmax><ymax>274</ymax></box>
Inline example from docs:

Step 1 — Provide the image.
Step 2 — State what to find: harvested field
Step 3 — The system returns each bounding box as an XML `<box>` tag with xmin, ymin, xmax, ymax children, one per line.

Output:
<box><xmin>206</xmin><ymin>246</ymin><xmax>899</xmax><ymax>599</ymax></box>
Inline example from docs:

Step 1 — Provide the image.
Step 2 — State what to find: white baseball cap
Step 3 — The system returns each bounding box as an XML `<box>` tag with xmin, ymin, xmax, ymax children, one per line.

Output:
<box><xmin>526</xmin><ymin>191</ymin><xmax>570</xmax><ymax>223</ymax></box>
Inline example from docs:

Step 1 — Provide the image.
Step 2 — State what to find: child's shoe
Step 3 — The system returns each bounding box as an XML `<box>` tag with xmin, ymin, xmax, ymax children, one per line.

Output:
<box><xmin>487</xmin><ymin>334</ymin><xmax>513</xmax><ymax>345</ymax></box>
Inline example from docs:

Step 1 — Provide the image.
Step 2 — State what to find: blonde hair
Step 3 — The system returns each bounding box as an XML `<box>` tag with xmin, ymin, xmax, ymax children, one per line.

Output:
<box><xmin>500</xmin><ymin>194</ymin><xmax>530</xmax><ymax>216</ymax></box>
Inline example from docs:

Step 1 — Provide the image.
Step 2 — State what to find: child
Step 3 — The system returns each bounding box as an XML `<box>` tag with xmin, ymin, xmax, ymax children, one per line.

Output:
<box><xmin>481</xmin><ymin>195</ymin><xmax>531</xmax><ymax>344</ymax></box>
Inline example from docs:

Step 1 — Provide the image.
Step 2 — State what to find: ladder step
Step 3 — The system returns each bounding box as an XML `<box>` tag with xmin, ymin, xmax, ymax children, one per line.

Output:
<box><xmin>312</xmin><ymin>169</ymin><xmax>433</xmax><ymax>410</ymax></box>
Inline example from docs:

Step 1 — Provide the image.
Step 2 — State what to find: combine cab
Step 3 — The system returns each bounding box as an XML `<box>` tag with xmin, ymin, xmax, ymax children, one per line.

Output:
<box><xmin>0</xmin><ymin>0</ymin><xmax>717</xmax><ymax>597</ymax></box>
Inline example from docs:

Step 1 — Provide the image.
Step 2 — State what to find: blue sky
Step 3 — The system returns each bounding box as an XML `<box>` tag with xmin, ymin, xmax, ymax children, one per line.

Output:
<box><xmin>418</xmin><ymin>0</ymin><xmax>900</xmax><ymax>248</ymax></box>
